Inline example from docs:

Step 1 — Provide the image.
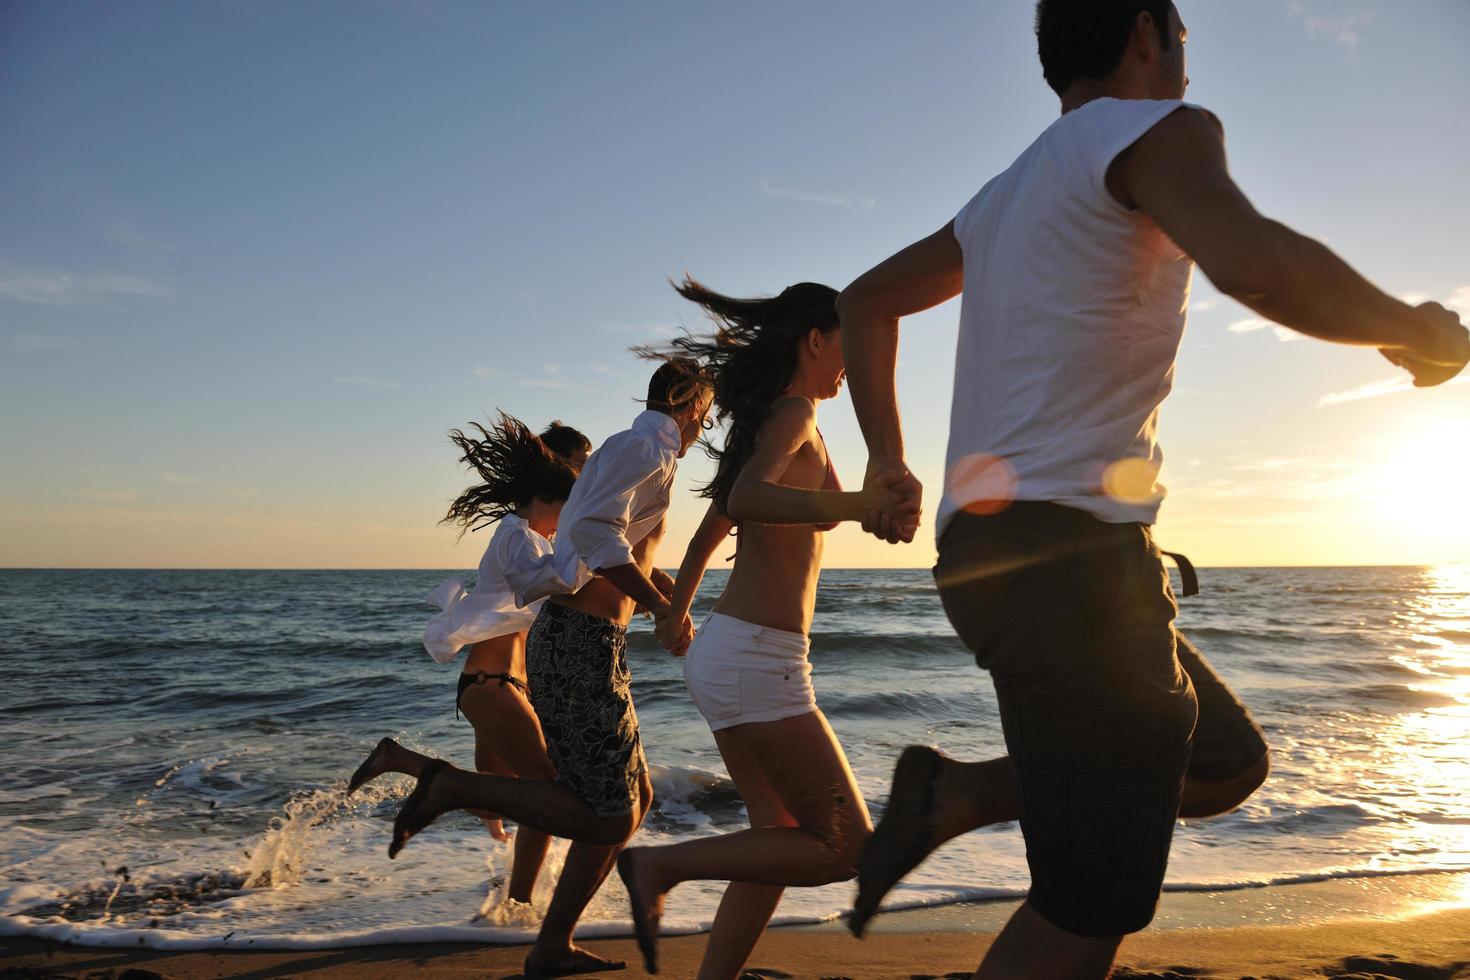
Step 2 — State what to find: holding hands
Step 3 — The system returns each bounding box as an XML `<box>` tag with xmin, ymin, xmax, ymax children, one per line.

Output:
<box><xmin>654</xmin><ymin>603</ymin><xmax>694</xmax><ymax>657</ymax></box>
<box><xmin>860</xmin><ymin>458</ymin><xmax>923</xmax><ymax>544</ymax></box>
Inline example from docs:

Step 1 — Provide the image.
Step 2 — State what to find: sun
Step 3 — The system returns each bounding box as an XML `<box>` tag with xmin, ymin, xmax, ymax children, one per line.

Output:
<box><xmin>1364</xmin><ymin>418</ymin><xmax>1470</xmax><ymax>555</ymax></box>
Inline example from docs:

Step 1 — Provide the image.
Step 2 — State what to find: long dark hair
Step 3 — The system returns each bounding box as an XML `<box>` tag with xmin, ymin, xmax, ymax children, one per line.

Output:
<box><xmin>441</xmin><ymin>413</ymin><xmax>588</xmax><ymax>535</ymax></box>
<box><xmin>650</xmin><ymin>276</ymin><xmax>838</xmax><ymax>516</ymax></box>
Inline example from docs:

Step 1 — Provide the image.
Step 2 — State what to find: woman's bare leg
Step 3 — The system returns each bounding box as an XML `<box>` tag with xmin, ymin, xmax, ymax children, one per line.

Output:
<box><xmin>619</xmin><ymin>710</ymin><xmax>869</xmax><ymax>974</ymax></box>
<box><xmin>460</xmin><ymin>681</ymin><xmax>559</xmax><ymax>904</ymax></box>
<box><xmin>695</xmin><ymin>728</ymin><xmax>799</xmax><ymax>980</ymax></box>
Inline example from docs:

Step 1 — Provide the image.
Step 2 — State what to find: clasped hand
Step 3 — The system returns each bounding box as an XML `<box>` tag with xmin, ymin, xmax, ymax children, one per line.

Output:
<box><xmin>653</xmin><ymin>603</ymin><xmax>694</xmax><ymax>657</ymax></box>
<box><xmin>860</xmin><ymin>458</ymin><xmax>923</xmax><ymax>544</ymax></box>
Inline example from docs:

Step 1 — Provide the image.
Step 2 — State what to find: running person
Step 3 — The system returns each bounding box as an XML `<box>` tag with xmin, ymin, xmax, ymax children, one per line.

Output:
<box><xmin>348</xmin><ymin>414</ymin><xmax>592</xmax><ymax>910</ymax></box>
<box><xmin>616</xmin><ymin>279</ymin><xmax>915</xmax><ymax>978</ymax></box>
<box><xmin>837</xmin><ymin>2</ymin><xmax>1468</xmax><ymax>977</ymax></box>
<box><xmin>383</xmin><ymin>359</ymin><xmax>714</xmax><ymax>978</ymax></box>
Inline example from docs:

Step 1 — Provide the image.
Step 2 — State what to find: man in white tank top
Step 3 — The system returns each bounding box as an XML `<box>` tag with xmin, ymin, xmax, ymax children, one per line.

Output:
<box><xmin>836</xmin><ymin>2</ymin><xmax>1469</xmax><ymax>976</ymax></box>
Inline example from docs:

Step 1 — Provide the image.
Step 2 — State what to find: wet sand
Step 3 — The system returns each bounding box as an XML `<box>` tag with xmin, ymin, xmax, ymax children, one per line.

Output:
<box><xmin>4</xmin><ymin>873</ymin><xmax>1468</xmax><ymax>979</ymax></box>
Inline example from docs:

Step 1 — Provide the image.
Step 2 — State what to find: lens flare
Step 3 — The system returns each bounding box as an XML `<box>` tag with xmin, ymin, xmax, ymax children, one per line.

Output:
<box><xmin>947</xmin><ymin>453</ymin><xmax>1018</xmax><ymax>515</ymax></box>
<box><xmin>1101</xmin><ymin>457</ymin><xmax>1161</xmax><ymax>505</ymax></box>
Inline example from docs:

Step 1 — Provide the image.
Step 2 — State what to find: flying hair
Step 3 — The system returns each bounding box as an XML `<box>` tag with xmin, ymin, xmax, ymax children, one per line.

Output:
<box><xmin>441</xmin><ymin>412</ymin><xmax>583</xmax><ymax>536</ymax></box>
<box><xmin>638</xmin><ymin>275</ymin><xmax>838</xmax><ymax>516</ymax></box>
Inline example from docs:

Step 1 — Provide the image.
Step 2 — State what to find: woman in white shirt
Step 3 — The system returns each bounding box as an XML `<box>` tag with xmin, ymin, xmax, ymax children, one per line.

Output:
<box><xmin>349</xmin><ymin>413</ymin><xmax>591</xmax><ymax>911</ymax></box>
<box><xmin>621</xmin><ymin>279</ymin><xmax>912</xmax><ymax>979</ymax></box>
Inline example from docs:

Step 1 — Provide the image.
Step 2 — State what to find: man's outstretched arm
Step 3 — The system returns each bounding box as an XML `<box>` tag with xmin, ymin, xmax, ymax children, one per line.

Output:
<box><xmin>1117</xmin><ymin>107</ymin><xmax>1469</xmax><ymax>384</ymax></box>
<box><xmin>837</xmin><ymin>225</ymin><xmax>964</xmax><ymax>542</ymax></box>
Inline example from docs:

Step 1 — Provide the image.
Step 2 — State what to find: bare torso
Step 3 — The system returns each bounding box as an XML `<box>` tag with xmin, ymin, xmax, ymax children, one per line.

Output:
<box><xmin>549</xmin><ymin>518</ymin><xmax>668</xmax><ymax>626</ymax></box>
<box><xmin>463</xmin><ymin>631</ymin><xmax>525</xmax><ymax>679</ymax></box>
<box><xmin>714</xmin><ymin>431</ymin><xmax>831</xmax><ymax>635</ymax></box>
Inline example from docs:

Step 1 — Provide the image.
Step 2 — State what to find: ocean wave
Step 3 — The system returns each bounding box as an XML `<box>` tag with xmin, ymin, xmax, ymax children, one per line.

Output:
<box><xmin>822</xmin><ymin>689</ymin><xmax>981</xmax><ymax>721</ymax></box>
<box><xmin>1341</xmin><ymin>684</ymin><xmax>1462</xmax><ymax>710</ymax></box>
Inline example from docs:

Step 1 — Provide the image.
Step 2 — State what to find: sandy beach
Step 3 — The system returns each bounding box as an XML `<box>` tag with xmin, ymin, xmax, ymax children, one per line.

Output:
<box><xmin>5</xmin><ymin>874</ymin><xmax>1468</xmax><ymax>979</ymax></box>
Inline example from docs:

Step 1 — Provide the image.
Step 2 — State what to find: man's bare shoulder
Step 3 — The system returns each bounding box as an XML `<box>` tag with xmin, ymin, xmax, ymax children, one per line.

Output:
<box><xmin>1109</xmin><ymin>105</ymin><xmax>1228</xmax><ymax>209</ymax></box>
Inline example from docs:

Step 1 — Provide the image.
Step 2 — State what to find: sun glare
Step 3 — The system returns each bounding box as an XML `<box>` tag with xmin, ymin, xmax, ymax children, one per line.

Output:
<box><xmin>1366</xmin><ymin>419</ymin><xmax>1470</xmax><ymax>554</ymax></box>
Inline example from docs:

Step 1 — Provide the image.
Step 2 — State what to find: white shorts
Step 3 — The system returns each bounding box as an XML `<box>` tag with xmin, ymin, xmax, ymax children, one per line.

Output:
<box><xmin>683</xmin><ymin>612</ymin><xmax>816</xmax><ymax>732</ymax></box>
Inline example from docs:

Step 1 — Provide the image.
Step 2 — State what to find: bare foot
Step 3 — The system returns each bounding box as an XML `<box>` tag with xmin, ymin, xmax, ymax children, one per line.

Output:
<box><xmin>850</xmin><ymin>744</ymin><xmax>949</xmax><ymax>938</ymax></box>
<box><xmin>478</xmin><ymin>814</ymin><xmax>511</xmax><ymax>842</ymax></box>
<box><xmin>347</xmin><ymin>737</ymin><xmax>399</xmax><ymax>795</ymax></box>
<box><xmin>617</xmin><ymin>847</ymin><xmax>666</xmax><ymax>974</ymax></box>
<box><xmin>523</xmin><ymin>943</ymin><xmax>626</xmax><ymax>977</ymax></box>
<box><xmin>388</xmin><ymin>758</ymin><xmax>452</xmax><ymax>859</ymax></box>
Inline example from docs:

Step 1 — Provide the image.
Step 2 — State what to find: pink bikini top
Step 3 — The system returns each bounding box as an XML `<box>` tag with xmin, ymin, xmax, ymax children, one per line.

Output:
<box><xmin>812</xmin><ymin>427</ymin><xmax>841</xmax><ymax>532</ymax></box>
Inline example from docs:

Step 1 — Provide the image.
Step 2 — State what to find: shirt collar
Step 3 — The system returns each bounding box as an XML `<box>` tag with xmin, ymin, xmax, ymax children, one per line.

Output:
<box><xmin>631</xmin><ymin>410</ymin><xmax>682</xmax><ymax>453</ymax></box>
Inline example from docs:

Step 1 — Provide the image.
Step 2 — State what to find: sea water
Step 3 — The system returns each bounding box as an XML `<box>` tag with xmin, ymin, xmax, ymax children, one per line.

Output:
<box><xmin>1</xmin><ymin>566</ymin><xmax>1467</xmax><ymax>948</ymax></box>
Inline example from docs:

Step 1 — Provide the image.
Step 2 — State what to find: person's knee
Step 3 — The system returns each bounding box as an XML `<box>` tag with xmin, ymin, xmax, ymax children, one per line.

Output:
<box><xmin>811</xmin><ymin>815</ymin><xmax>870</xmax><ymax>883</ymax></box>
<box><xmin>585</xmin><ymin>810</ymin><xmax>638</xmax><ymax>846</ymax></box>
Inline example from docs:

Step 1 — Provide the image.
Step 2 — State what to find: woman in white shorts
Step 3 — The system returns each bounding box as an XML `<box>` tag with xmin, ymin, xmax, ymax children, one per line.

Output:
<box><xmin>619</xmin><ymin>278</ymin><xmax>915</xmax><ymax>979</ymax></box>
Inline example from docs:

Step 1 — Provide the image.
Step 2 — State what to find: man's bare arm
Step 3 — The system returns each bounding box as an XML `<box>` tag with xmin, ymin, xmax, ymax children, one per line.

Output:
<box><xmin>649</xmin><ymin>566</ymin><xmax>676</xmax><ymax>600</ymax></box>
<box><xmin>1118</xmin><ymin>108</ymin><xmax>1468</xmax><ymax>383</ymax></box>
<box><xmin>837</xmin><ymin>225</ymin><xmax>964</xmax><ymax>461</ymax></box>
<box><xmin>597</xmin><ymin>563</ymin><xmax>668</xmax><ymax>614</ymax></box>
<box><xmin>836</xmin><ymin>225</ymin><xmax>963</xmax><ymax>541</ymax></box>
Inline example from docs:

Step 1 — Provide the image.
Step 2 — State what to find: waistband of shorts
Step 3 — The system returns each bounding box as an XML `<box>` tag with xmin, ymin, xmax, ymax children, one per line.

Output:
<box><xmin>541</xmin><ymin>601</ymin><xmax>627</xmax><ymax>634</ymax></box>
<box><xmin>942</xmin><ymin>500</ymin><xmax>1148</xmax><ymax>546</ymax></box>
<box><xmin>698</xmin><ymin>612</ymin><xmax>809</xmax><ymax>654</ymax></box>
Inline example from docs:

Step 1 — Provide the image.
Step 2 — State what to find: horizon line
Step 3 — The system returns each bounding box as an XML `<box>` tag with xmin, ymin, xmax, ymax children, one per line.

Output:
<box><xmin>0</xmin><ymin>563</ymin><xmax>1458</xmax><ymax>573</ymax></box>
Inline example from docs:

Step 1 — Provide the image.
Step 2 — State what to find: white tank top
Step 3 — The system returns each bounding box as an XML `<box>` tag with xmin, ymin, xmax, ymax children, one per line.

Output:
<box><xmin>938</xmin><ymin>97</ymin><xmax>1204</xmax><ymax>537</ymax></box>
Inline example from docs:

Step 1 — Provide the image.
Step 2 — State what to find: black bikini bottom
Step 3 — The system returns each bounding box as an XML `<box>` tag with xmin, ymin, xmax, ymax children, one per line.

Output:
<box><xmin>456</xmin><ymin>671</ymin><xmax>527</xmax><ymax>719</ymax></box>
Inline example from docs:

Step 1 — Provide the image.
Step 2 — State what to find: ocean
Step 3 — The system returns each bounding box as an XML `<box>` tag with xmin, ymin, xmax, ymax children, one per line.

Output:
<box><xmin>1</xmin><ymin>565</ymin><xmax>1467</xmax><ymax>950</ymax></box>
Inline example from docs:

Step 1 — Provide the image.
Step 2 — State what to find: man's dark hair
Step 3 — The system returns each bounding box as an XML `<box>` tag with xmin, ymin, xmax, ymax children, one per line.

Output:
<box><xmin>645</xmin><ymin>356</ymin><xmax>710</xmax><ymax>415</ymax></box>
<box><xmin>538</xmin><ymin>421</ymin><xmax>591</xmax><ymax>463</ymax></box>
<box><xmin>1035</xmin><ymin>0</ymin><xmax>1173</xmax><ymax>96</ymax></box>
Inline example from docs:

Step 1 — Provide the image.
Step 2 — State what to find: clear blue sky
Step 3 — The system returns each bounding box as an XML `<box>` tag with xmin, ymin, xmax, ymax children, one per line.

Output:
<box><xmin>3</xmin><ymin>0</ymin><xmax>1468</xmax><ymax>568</ymax></box>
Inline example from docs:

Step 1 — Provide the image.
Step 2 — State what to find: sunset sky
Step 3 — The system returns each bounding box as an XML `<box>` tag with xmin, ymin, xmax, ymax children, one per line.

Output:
<box><xmin>2</xmin><ymin>0</ymin><xmax>1467</xmax><ymax>570</ymax></box>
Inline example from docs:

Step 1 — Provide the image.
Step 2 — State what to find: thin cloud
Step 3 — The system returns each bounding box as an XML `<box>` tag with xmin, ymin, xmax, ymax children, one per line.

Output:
<box><xmin>1226</xmin><ymin>317</ymin><xmax>1299</xmax><ymax>343</ymax></box>
<box><xmin>1184</xmin><ymin>454</ymin><xmax>1361</xmax><ymax>504</ymax></box>
<box><xmin>335</xmin><ymin>375</ymin><xmax>402</xmax><ymax>392</ymax></box>
<box><xmin>602</xmin><ymin>320</ymin><xmax>684</xmax><ymax>340</ymax></box>
<box><xmin>1317</xmin><ymin>284</ymin><xmax>1470</xmax><ymax>405</ymax></box>
<box><xmin>1191</xmin><ymin>297</ymin><xmax>1218</xmax><ymax>312</ymax></box>
<box><xmin>1287</xmin><ymin>1</ymin><xmax>1372</xmax><ymax>59</ymax></box>
<box><xmin>473</xmin><ymin>365</ymin><xmax>501</xmax><ymax>379</ymax></box>
<box><xmin>1319</xmin><ymin>373</ymin><xmax>1468</xmax><ymax>407</ymax></box>
<box><xmin>1447</xmin><ymin>285</ymin><xmax>1470</xmax><ymax>317</ymax></box>
<box><xmin>759</xmin><ymin>178</ymin><xmax>876</xmax><ymax>211</ymax></box>
<box><xmin>1227</xmin><ymin>317</ymin><xmax>1268</xmax><ymax>334</ymax></box>
<box><xmin>0</xmin><ymin>264</ymin><xmax>167</xmax><ymax>305</ymax></box>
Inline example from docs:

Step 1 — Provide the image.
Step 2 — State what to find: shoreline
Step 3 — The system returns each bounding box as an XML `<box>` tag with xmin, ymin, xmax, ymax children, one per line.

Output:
<box><xmin>4</xmin><ymin>873</ymin><xmax>1468</xmax><ymax>979</ymax></box>
<box><xmin>5</xmin><ymin>913</ymin><xmax>1468</xmax><ymax>980</ymax></box>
